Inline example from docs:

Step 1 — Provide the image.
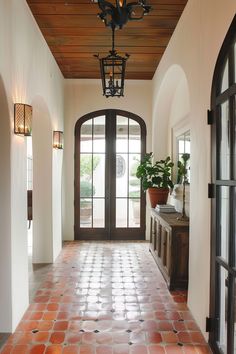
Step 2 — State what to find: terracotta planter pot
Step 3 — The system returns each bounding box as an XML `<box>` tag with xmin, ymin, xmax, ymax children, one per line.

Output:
<box><xmin>148</xmin><ymin>187</ymin><xmax>169</xmax><ymax>207</ymax></box>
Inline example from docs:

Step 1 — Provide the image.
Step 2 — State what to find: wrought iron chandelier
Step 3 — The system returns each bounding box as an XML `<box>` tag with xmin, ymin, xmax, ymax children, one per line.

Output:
<box><xmin>92</xmin><ymin>0</ymin><xmax>151</xmax><ymax>29</ymax></box>
<box><xmin>93</xmin><ymin>0</ymin><xmax>151</xmax><ymax>96</ymax></box>
<box><xmin>95</xmin><ymin>26</ymin><xmax>129</xmax><ymax>97</ymax></box>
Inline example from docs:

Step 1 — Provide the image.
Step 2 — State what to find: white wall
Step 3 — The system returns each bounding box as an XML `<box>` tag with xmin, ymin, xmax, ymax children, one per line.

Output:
<box><xmin>32</xmin><ymin>99</ymin><xmax>53</xmax><ymax>263</ymax></box>
<box><xmin>152</xmin><ymin>0</ymin><xmax>236</xmax><ymax>336</ymax></box>
<box><xmin>63</xmin><ymin>79</ymin><xmax>152</xmax><ymax>240</ymax></box>
<box><xmin>0</xmin><ymin>76</ymin><xmax>12</xmax><ymax>332</ymax></box>
<box><xmin>0</xmin><ymin>0</ymin><xmax>64</xmax><ymax>332</ymax></box>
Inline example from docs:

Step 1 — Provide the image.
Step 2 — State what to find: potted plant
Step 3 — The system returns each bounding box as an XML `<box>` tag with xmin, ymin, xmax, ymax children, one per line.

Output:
<box><xmin>136</xmin><ymin>152</ymin><xmax>174</xmax><ymax>207</ymax></box>
<box><xmin>177</xmin><ymin>153</ymin><xmax>190</xmax><ymax>220</ymax></box>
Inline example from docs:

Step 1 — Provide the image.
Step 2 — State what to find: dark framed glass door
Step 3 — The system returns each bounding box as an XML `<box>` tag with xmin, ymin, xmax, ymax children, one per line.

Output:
<box><xmin>210</xmin><ymin>15</ymin><xmax>236</xmax><ymax>354</ymax></box>
<box><xmin>74</xmin><ymin>109</ymin><xmax>146</xmax><ymax>240</ymax></box>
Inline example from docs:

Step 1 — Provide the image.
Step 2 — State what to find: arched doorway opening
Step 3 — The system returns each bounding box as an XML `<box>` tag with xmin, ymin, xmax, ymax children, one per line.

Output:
<box><xmin>74</xmin><ymin>109</ymin><xmax>146</xmax><ymax>240</ymax></box>
<box><xmin>0</xmin><ymin>75</ymin><xmax>11</xmax><ymax>332</ymax></box>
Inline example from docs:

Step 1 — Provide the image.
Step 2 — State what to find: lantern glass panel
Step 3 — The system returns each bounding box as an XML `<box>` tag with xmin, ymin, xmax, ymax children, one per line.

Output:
<box><xmin>53</xmin><ymin>131</ymin><xmax>63</xmax><ymax>149</ymax></box>
<box><xmin>14</xmin><ymin>103</ymin><xmax>32</xmax><ymax>136</ymax></box>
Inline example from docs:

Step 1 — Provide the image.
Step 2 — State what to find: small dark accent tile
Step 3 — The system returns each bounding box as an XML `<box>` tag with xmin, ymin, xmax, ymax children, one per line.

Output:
<box><xmin>32</xmin><ymin>329</ymin><xmax>39</xmax><ymax>334</ymax></box>
<box><xmin>178</xmin><ymin>342</ymin><xmax>183</xmax><ymax>346</ymax></box>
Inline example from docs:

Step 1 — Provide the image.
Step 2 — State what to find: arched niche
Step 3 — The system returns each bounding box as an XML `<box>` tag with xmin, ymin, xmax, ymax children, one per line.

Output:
<box><xmin>31</xmin><ymin>97</ymin><xmax>53</xmax><ymax>263</ymax></box>
<box><xmin>152</xmin><ymin>64</ymin><xmax>190</xmax><ymax>160</ymax></box>
<box><xmin>0</xmin><ymin>75</ymin><xmax>12</xmax><ymax>331</ymax></box>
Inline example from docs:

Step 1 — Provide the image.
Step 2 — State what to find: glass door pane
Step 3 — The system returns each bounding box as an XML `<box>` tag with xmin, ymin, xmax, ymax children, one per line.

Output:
<box><xmin>217</xmin><ymin>266</ymin><xmax>228</xmax><ymax>353</ymax></box>
<box><xmin>80</xmin><ymin>116</ymin><xmax>106</xmax><ymax>228</ymax></box>
<box><xmin>218</xmin><ymin>101</ymin><xmax>230</xmax><ymax>180</ymax></box>
<box><xmin>221</xmin><ymin>59</ymin><xmax>229</xmax><ymax>93</ymax></box>
<box><xmin>217</xmin><ymin>186</ymin><xmax>230</xmax><ymax>262</ymax></box>
<box><xmin>116</xmin><ymin>116</ymin><xmax>141</xmax><ymax>228</ymax></box>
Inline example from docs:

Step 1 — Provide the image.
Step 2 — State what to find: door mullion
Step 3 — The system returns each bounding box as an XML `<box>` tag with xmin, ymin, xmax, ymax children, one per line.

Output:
<box><xmin>105</xmin><ymin>111</ymin><xmax>112</xmax><ymax>238</ymax></box>
<box><xmin>108</xmin><ymin>111</ymin><xmax>117</xmax><ymax>238</ymax></box>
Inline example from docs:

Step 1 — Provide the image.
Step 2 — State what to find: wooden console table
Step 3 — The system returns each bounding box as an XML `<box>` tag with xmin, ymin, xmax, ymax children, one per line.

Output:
<box><xmin>150</xmin><ymin>209</ymin><xmax>189</xmax><ymax>290</ymax></box>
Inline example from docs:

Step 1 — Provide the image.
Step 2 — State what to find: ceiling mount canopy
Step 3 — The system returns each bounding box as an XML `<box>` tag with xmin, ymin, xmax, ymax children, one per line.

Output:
<box><xmin>92</xmin><ymin>0</ymin><xmax>151</xmax><ymax>29</ymax></box>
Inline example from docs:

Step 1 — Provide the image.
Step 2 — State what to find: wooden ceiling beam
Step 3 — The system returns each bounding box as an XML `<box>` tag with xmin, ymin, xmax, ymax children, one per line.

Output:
<box><xmin>27</xmin><ymin>0</ymin><xmax>187</xmax><ymax>5</ymax></box>
<box><xmin>33</xmin><ymin>14</ymin><xmax>180</xmax><ymax>29</ymax></box>
<box><xmin>49</xmin><ymin>45</ymin><xmax>166</xmax><ymax>54</ymax></box>
<box><xmin>28</xmin><ymin>3</ymin><xmax>185</xmax><ymax>16</ymax></box>
<box><xmin>64</xmin><ymin>71</ymin><xmax>154</xmax><ymax>79</ymax></box>
<box><xmin>41</xmin><ymin>27</ymin><xmax>174</xmax><ymax>36</ymax></box>
<box><xmin>44</xmin><ymin>35</ymin><xmax>171</xmax><ymax>47</ymax></box>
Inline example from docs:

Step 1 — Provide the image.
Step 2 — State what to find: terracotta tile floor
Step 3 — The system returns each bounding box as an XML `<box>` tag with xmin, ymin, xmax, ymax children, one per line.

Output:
<box><xmin>1</xmin><ymin>242</ymin><xmax>212</xmax><ymax>354</ymax></box>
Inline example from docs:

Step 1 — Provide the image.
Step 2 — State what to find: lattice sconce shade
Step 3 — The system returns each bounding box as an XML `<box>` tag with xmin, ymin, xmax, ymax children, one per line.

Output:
<box><xmin>53</xmin><ymin>131</ymin><xmax>63</xmax><ymax>149</ymax></box>
<box><xmin>14</xmin><ymin>103</ymin><xmax>32</xmax><ymax>136</ymax></box>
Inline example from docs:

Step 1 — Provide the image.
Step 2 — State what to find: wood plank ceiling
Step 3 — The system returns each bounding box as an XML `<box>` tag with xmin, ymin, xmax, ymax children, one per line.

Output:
<box><xmin>26</xmin><ymin>0</ymin><xmax>188</xmax><ymax>80</ymax></box>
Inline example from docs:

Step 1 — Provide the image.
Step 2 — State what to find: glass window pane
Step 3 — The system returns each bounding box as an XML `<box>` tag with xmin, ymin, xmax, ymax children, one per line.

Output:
<box><xmin>81</xmin><ymin>120</ymin><xmax>92</xmax><ymax>152</ymax></box>
<box><xmin>116</xmin><ymin>198</ymin><xmax>127</xmax><ymax>227</ymax></box>
<box><xmin>93</xmin><ymin>199</ymin><xmax>105</xmax><ymax>228</ymax></box>
<box><xmin>129</xmin><ymin>120</ymin><xmax>141</xmax><ymax>153</ymax></box>
<box><xmin>219</xmin><ymin>101</ymin><xmax>230</xmax><ymax>180</ymax></box>
<box><xmin>178</xmin><ymin>139</ymin><xmax>185</xmax><ymax>154</ymax></box>
<box><xmin>116</xmin><ymin>116</ymin><xmax>128</xmax><ymax>153</ymax></box>
<box><xmin>93</xmin><ymin>154</ymin><xmax>105</xmax><ymax>198</ymax></box>
<box><xmin>80</xmin><ymin>199</ymin><xmax>92</xmax><ymax>227</ymax></box>
<box><xmin>185</xmin><ymin>131</ymin><xmax>190</xmax><ymax>154</ymax></box>
<box><xmin>94</xmin><ymin>116</ymin><xmax>105</xmax><ymax>153</ymax></box>
<box><xmin>129</xmin><ymin>199</ymin><xmax>140</xmax><ymax>227</ymax></box>
<box><xmin>218</xmin><ymin>186</ymin><xmax>229</xmax><ymax>262</ymax></box>
<box><xmin>221</xmin><ymin>59</ymin><xmax>229</xmax><ymax>93</ymax></box>
<box><xmin>217</xmin><ymin>266</ymin><xmax>228</xmax><ymax>354</ymax></box>
<box><xmin>116</xmin><ymin>154</ymin><xmax>128</xmax><ymax>197</ymax></box>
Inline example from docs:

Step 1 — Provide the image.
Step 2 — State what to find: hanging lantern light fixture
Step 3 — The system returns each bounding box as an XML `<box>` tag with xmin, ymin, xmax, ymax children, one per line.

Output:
<box><xmin>95</xmin><ymin>27</ymin><xmax>129</xmax><ymax>97</ymax></box>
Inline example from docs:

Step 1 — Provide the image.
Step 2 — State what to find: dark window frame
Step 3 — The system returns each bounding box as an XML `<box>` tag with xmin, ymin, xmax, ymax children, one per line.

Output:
<box><xmin>210</xmin><ymin>15</ymin><xmax>236</xmax><ymax>354</ymax></box>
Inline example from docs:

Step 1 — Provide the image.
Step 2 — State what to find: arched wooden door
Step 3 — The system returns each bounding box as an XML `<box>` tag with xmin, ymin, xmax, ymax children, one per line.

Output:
<box><xmin>209</xmin><ymin>15</ymin><xmax>236</xmax><ymax>354</ymax></box>
<box><xmin>74</xmin><ymin>109</ymin><xmax>146</xmax><ymax>240</ymax></box>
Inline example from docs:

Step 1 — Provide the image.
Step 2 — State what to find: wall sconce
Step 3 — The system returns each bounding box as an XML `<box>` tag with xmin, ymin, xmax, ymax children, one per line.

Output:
<box><xmin>14</xmin><ymin>103</ymin><xmax>32</xmax><ymax>136</ymax></box>
<box><xmin>53</xmin><ymin>131</ymin><xmax>63</xmax><ymax>149</ymax></box>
